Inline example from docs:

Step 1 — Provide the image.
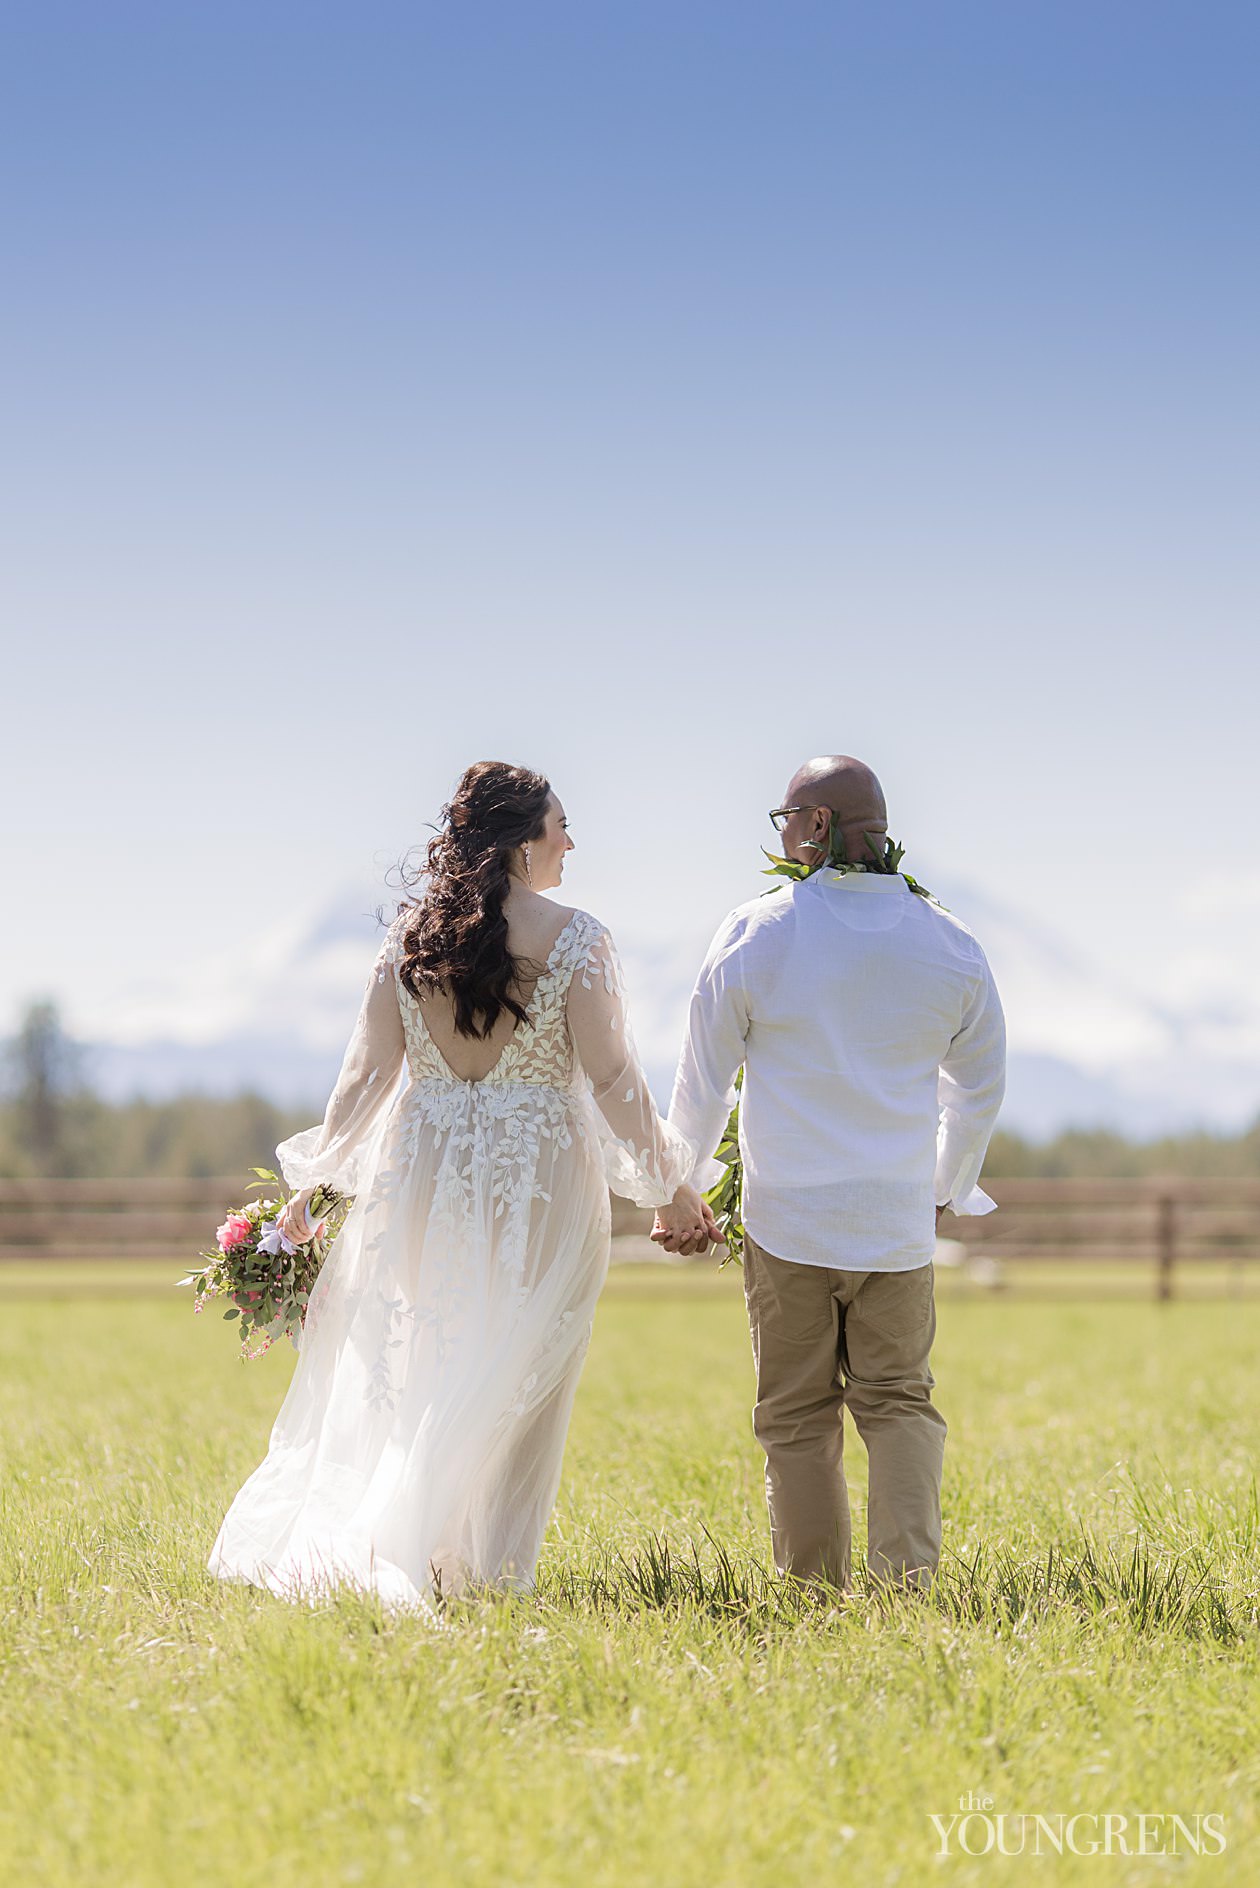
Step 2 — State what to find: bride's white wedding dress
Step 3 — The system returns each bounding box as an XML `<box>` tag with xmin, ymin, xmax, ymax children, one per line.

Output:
<box><xmin>207</xmin><ymin>906</ymin><xmax>693</xmax><ymax>1614</ymax></box>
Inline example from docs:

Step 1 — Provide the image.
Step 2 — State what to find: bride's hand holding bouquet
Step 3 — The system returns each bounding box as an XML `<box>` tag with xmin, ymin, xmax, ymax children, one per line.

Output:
<box><xmin>277</xmin><ymin>1185</ymin><xmax>325</xmax><ymax>1246</ymax></box>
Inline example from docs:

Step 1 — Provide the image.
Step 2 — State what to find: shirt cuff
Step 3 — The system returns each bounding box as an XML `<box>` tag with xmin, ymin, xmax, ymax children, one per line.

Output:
<box><xmin>941</xmin><ymin>1183</ymin><xmax>998</xmax><ymax>1217</ymax></box>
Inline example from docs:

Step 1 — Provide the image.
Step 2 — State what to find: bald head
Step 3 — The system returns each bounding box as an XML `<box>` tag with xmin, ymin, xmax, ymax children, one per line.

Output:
<box><xmin>779</xmin><ymin>755</ymin><xmax>889</xmax><ymax>867</ymax></box>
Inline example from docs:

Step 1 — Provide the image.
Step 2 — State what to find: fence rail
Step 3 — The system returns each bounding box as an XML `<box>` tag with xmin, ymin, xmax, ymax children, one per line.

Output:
<box><xmin>1</xmin><ymin>1175</ymin><xmax>1258</xmax><ymax>1298</ymax></box>
<box><xmin>0</xmin><ymin>1178</ymin><xmax>653</xmax><ymax>1262</ymax></box>
<box><xmin>0</xmin><ymin>1177</ymin><xmax>271</xmax><ymax>1263</ymax></box>
<box><xmin>938</xmin><ymin>1178</ymin><xmax>1260</xmax><ymax>1299</ymax></box>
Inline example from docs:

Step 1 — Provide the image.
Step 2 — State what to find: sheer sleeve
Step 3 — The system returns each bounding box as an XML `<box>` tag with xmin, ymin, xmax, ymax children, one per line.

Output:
<box><xmin>275</xmin><ymin>920</ymin><xmax>408</xmax><ymax>1197</ymax></box>
<box><xmin>565</xmin><ymin>922</ymin><xmax>696</xmax><ymax>1208</ymax></box>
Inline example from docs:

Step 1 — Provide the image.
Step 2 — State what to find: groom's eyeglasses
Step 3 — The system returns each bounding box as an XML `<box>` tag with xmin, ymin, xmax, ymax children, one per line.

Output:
<box><xmin>768</xmin><ymin>805</ymin><xmax>817</xmax><ymax>834</ymax></box>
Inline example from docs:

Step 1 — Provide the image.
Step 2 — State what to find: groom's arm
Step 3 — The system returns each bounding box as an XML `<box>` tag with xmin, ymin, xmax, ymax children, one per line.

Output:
<box><xmin>935</xmin><ymin>947</ymin><xmax>1007</xmax><ymax>1216</ymax></box>
<box><xmin>665</xmin><ymin>913</ymin><xmax>751</xmax><ymax>1195</ymax></box>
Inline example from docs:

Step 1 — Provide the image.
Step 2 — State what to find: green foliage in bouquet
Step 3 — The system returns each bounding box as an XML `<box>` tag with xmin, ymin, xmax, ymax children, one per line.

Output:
<box><xmin>702</xmin><ymin>818</ymin><xmax>941</xmax><ymax>1268</ymax></box>
<box><xmin>175</xmin><ymin>1167</ymin><xmax>352</xmax><ymax>1360</ymax></box>
<box><xmin>703</xmin><ymin>1070</ymin><xmax>745</xmax><ymax>1270</ymax></box>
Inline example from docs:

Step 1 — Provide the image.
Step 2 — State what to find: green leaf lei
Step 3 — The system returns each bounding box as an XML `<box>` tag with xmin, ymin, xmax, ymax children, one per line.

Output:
<box><xmin>702</xmin><ymin>815</ymin><xmax>939</xmax><ymax>1267</ymax></box>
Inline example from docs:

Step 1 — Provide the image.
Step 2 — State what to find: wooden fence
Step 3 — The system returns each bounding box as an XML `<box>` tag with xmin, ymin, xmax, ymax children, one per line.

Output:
<box><xmin>0</xmin><ymin>1176</ymin><xmax>248</xmax><ymax>1262</ymax></box>
<box><xmin>1</xmin><ymin>1175</ymin><xmax>1258</xmax><ymax>1299</ymax></box>
<box><xmin>938</xmin><ymin>1177</ymin><xmax>1260</xmax><ymax>1299</ymax></box>
<box><xmin>0</xmin><ymin>1177</ymin><xmax>651</xmax><ymax>1260</ymax></box>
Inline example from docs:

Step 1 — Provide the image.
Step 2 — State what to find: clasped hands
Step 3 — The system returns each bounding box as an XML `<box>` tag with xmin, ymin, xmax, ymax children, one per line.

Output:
<box><xmin>650</xmin><ymin>1182</ymin><xmax>724</xmax><ymax>1257</ymax></box>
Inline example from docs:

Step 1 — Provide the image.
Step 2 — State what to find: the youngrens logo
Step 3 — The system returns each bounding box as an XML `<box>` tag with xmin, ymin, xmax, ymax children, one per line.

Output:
<box><xmin>929</xmin><ymin>1794</ymin><xmax>1227</xmax><ymax>1858</ymax></box>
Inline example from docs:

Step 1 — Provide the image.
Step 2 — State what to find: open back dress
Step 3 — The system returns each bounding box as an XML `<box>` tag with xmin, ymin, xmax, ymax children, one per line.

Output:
<box><xmin>207</xmin><ymin>906</ymin><xmax>693</xmax><ymax>1614</ymax></box>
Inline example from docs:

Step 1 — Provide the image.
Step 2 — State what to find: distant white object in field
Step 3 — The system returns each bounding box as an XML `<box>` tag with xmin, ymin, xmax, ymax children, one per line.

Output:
<box><xmin>934</xmin><ymin>1235</ymin><xmax>1006</xmax><ymax>1290</ymax></box>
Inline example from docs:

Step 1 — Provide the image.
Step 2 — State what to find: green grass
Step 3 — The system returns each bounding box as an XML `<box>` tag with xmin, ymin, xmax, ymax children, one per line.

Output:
<box><xmin>1</xmin><ymin>1263</ymin><xmax>1257</xmax><ymax>1885</ymax></box>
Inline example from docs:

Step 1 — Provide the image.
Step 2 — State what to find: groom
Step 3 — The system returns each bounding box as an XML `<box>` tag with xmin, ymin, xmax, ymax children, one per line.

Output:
<box><xmin>653</xmin><ymin>755</ymin><xmax>1006</xmax><ymax>1595</ymax></box>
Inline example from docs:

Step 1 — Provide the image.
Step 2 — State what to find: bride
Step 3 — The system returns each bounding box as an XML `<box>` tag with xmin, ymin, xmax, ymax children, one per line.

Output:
<box><xmin>207</xmin><ymin>761</ymin><xmax>714</xmax><ymax>1614</ymax></box>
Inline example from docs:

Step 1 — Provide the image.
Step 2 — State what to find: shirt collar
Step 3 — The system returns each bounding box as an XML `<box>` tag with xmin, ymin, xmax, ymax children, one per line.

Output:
<box><xmin>809</xmin><ymin>869</ymin><xmax>907</xmax><ymax>893</ymax></box>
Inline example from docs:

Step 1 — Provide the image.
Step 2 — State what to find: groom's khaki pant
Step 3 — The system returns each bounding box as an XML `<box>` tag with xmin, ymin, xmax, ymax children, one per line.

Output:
<box><xmin>742</xmin><ymin>1235</ymin><xmax>947</xmax><ymax>1593</ymax></box>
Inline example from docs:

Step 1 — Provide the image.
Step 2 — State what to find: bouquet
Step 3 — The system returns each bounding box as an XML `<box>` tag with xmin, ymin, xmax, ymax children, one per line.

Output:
<box><xmin>176</xmin><ymin>1166</ymin><xmax>351</xmax><ymax>1359</ymax></box>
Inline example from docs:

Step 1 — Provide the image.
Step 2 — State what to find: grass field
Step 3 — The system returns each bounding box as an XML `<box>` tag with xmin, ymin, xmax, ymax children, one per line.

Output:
<box><xmin>1</xmin><ymin>1259</ymin><xmax>1257</xmax><ymax>1885</ymax></box>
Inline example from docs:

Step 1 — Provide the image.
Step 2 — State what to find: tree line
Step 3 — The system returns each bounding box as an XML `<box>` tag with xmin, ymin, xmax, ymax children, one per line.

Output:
<box><xmin>0</xmin><ymin>1001</ymin><xmax>311</xmax><ymax>1180</ymax></box>
<box><xmin>3</xmin><ymin>999</ymin><xmax>1258</xmax><ymax>1182</ymax></box>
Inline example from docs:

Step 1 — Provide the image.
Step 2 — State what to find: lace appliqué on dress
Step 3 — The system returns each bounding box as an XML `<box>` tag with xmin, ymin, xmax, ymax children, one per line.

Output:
<box><xmin>359</xmin><ymin>912</ymin><xmax>602</xmax><ymax>1409</ymax></box>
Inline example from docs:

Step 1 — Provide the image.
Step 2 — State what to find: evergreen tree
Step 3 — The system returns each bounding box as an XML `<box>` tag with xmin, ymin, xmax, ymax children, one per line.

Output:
<box><xmin>3</xmin><ymin>999</ymin><xmax>83</xmax><ymax>1174</ymax></box>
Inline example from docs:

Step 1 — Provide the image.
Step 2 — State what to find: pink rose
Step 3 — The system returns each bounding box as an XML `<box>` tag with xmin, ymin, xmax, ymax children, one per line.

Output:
<box><xmin>217</xmin><ymin>1214</ymin><xmax>252</xmax><ymax>1252</ymax></box>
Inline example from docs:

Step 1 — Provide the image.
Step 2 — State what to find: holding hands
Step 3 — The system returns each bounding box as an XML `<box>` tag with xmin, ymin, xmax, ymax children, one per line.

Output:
<box><xmin>650</xmin><ymin>1181</ymin><xmax>725</xmax><ymax>1257</ymax></box>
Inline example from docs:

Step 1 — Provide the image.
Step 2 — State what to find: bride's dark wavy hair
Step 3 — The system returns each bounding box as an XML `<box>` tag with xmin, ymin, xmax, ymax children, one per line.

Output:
<box><xmin>395</xmin><ymin>761</ymin><xmax>553</xmax><ymax>1039</ymax></box>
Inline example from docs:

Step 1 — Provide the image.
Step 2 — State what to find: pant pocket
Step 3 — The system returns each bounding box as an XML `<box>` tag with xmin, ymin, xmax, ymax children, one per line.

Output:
<box><xmin>854</xmin><ymin>1262</ymin><xmax>934</xmax><ymax>1339</ymax></box>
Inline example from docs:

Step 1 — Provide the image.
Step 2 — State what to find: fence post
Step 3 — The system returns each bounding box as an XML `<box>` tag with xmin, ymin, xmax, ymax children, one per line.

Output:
<box><xmin>1156</xmin><ymin>1192</ymin><xmax>1177</xmax><ymax>1302</ymax></box>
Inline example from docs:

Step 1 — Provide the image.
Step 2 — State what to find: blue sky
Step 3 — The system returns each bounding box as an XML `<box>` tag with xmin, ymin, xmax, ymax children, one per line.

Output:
<box><xmin>2</xmin><ymin>2</ymin><xmax>1257</xmax><ymax>1121</ymax></box>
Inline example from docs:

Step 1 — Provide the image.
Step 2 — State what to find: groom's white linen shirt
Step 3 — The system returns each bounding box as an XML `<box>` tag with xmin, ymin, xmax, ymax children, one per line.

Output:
<box><xmin>666</xmin><ymin>870</ymin><xmax>1007</xmax><ymax>1272</ymax></box>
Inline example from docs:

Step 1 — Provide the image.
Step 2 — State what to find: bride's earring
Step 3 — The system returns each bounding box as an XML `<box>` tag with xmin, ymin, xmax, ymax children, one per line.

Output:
<box><xmin>523</xmin><ymin>842</ymin><xmax>533</xmax><ymax>886</ymax></box>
